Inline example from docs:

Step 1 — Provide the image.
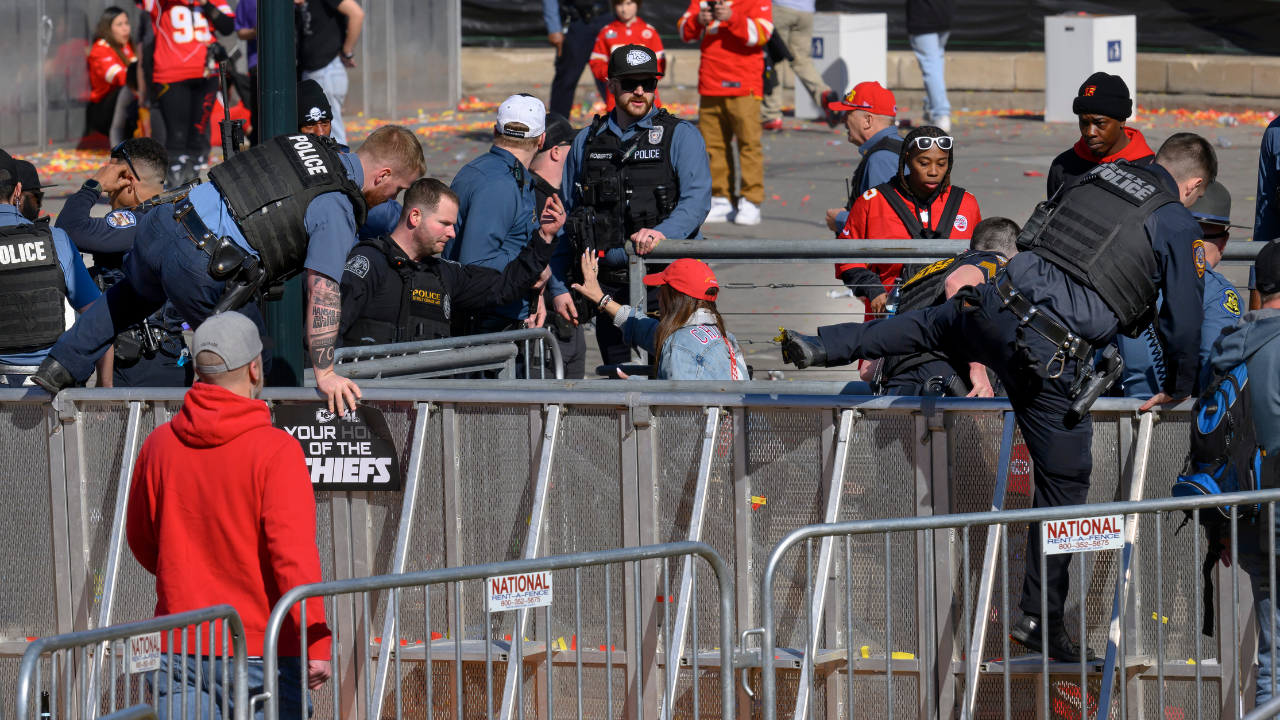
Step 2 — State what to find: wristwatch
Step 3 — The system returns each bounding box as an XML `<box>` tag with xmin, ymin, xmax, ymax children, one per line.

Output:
<box><xmin>82</xmin><ymin>179</ymin><xmax>103</xmax><ymax>195</ymax></box>
<box><xmin>342</xmin><ymin>50</ymin><xmax>355</xmax><ymax>59</ymax></box>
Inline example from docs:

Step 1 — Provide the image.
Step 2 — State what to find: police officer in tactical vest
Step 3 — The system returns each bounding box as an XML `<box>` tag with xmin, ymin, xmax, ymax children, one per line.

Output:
<box><xmin>0</xmin><ymin>150</ymin><xmax>109</xmax><ymax>387</ymax></box>
<box><xmin>780</xmin><ymin>133</ymin><xmax>1217</xmax><ymax>662</ymax></box>
<box><xmin>339</xmin><ymin>178</ymin><xmax>564</xmax><ymax>347</ymax></box>
<box><xmin>559</xmin><ymin>44</ymin><xmax>712</xmax><ymax>366</ymax></box>
<box><xmin>872</xmin><ymin>217</ymin><xmax>1019</xmax><ymax>397</ymax></box>
<box><xmin>33</xmin><ymin>126</ymin><xmax>425</xmax><ymax>414</ymax></box>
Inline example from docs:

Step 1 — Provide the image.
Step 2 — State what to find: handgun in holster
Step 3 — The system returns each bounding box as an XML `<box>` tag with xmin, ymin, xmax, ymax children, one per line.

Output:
<box><xmin>566</xmin><ymin>206</ymin><xmax>599</xmax><ymax>321</ymax></box>
<box><xmin>1065</xmin><ymin>344</ymin><xmax>1124</xmax><ymax>427</ymax></box>
<box><xmin>206</xmin><ymin>236</ymin><xmax>267</xmax><ymax>315</ymax></box>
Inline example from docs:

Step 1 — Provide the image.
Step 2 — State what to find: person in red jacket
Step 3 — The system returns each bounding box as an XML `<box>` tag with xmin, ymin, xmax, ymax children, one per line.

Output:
<box><xmin>589</xmin><ymin>0</ymin><xmax>665</xmax><ymax>113</ymax></box>
<box><xmin>678</xmin><ymin>0</ymin><xmax>773</xmax><ymax>226</ymax></box>
<box><xmin>127</xmin><ymin>311</ymin><xmax>330</xmax><ymax>720</ymax></box>
<box><xmin>835</xmin><ymin>124</ymin><xmax>982</xmax><ymax>320</ymax></box>
<box><xmin>87</xmin><ymin>7</ymin><xmax>138</xmax><ymax>145</ymax></box>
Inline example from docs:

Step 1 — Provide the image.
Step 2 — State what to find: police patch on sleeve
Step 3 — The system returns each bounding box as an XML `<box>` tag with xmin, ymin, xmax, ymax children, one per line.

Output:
<box><xmin>1222</xmin><ymin>287</ymin><xmax>1241</xmax><ymax>317</ymax></box>
<box><xmin>105</xmin><ymin>210</ymin><xmax>136</xmax><ymax>228</ymax></box>
<box><xmin>344</xmin><ymin>254</ymin><xmax>370</xmax><ymax>278</ymax></box>
<box><xmin>1193</xmin><ymin>239</ymin><xmax>1206</xmax><ymax>278</ymax></box>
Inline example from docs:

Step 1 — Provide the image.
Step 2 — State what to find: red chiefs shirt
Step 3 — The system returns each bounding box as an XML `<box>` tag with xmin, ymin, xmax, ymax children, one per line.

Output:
<box><xmin>678</xmin><ymin>0</ymin><xmax>774</xmax><ymax>98</ymax></box>
<box><xmin>835</xmin><ymin>183</ymin><xmax>982</xmax><ymax>315</ymax></box>
<box><xmin>139</xmin><ymin>0</ymin><xmax>233</xmax><ymax>84</ymax></box>
<box><xmin>590</xmin><ymin>18</ymin><xmax>666</xmax><ymax>112</ymax></box>
<box><xmin>88</xmin><ymin>39</ymin><xmax>136</xmax><ymax>103</ymax></box>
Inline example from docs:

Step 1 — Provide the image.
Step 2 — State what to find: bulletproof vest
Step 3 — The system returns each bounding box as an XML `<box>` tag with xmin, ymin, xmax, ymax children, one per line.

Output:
<box><xmin>0</xmin><ymin>219</ymin><xmax>69</xmax><ymax>354</ymax></box>
<box><xmin>845</xmin><ymin>134</ymin><xmax>904</xmax><ymax>212</ymax></box>
<box><xmin>882</xmin><ymin>250</ymin><xmax>1005</xmax><ymax>380</ymax></box>
<box><xmin>560</xmin><ymin>0</ymin><xmax>605</xmax><ymax>23</ymax></box>
<box><xmin>208</xmin><ymin>133</ymin><xmax>368</xmax><ymax>284</ymax></box>
<box><xmin>575</xmin><ymin>110</ymin><xmax>684</xmax><ymax>250</ymax></box>
<box><xmin>342</xmin><ymin>237</ymin><xmax>451</xmax><ymax>346</ymax></box>
<box><xmin>1028</xmin><ymin>161</ymin><xmax>1176</xmax><ymax>337</ymax></box>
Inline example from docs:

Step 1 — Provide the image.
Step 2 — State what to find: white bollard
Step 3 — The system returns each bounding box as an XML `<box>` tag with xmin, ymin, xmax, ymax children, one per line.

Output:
<box><xmin>794</xmin><ymin>12</ymin><xmax>887</xmax><ymax>121</ymax></box>
<box><xmin>1044</xmin><ymin>14</ymin><xmax>1137</xmax><ymax>123</ymax></box>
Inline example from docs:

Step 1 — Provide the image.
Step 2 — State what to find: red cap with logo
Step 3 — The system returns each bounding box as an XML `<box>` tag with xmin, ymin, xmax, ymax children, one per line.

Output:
<box><xmin>643</xmin><ymin>258</ymin><xmax>719</xmax><ymax>301</ymax></box>
<box><xmin>827</xmin><ymin>81</ymin><xmax>898</xmax><ymax>116</ymax></box>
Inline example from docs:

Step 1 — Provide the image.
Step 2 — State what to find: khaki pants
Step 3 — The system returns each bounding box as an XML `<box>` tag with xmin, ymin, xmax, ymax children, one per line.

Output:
<box><xmin>699</xmin><ymin>94</ymin><xmax>765</xmax><ymax>204</ymax></box>
<box><xmin>761</xmin><ymin>5</ymin><xmax>831</xmax><ymax>121</ymax></box>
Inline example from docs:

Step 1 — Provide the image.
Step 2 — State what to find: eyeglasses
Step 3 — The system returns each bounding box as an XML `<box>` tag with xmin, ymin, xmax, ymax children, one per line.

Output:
<box><xmin>616</xmin><ymin>77</ymin><xmax>659</xmax><ymax>94</ymax></box>
<box><xmin>111</xmin><ymin>140</ymin><xmax>139</xmax><ymax>182</ymax></box>
<box><xmin>909</xmin><ymin>136</ymin><xmax>954</xmax><ymax>151</ymax></box>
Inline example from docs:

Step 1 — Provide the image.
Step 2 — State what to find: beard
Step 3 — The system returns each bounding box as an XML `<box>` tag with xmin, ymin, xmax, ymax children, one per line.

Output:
<box><xmin>618</xmin><ymin>93</ymin><xmax>655</xmax><ymax>119</ymax></box>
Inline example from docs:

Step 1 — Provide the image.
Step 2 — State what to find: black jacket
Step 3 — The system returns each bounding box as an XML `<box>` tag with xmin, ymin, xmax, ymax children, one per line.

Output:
<box><xmin>906</xmin><ymin>0</ymin><xmax>954</xmax><ymax>36</ymax></box>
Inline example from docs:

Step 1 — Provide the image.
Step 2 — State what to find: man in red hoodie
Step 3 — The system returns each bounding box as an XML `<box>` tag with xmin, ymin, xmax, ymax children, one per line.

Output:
<box><xmin>1046</xmin><ymin>72</ymin><xmax>1154</xmax><ymax>198</ymax></box>
<box><xmin>128</xmin><ymin>311</ymin><xmax>330</xmax><ymax>720</ymax></box>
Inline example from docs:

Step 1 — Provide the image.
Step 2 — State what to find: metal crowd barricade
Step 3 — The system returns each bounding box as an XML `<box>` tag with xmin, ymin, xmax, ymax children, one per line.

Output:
<box><xmin>259</xmin><ymin>542</ymin><xmax>736</xmax><ymax>720</ymax></box>
<box><xmin>14</xmin><ymin>605</ymin><xmax>249</xmax><ymax>720</ymax></box>
<box><xmin>755</xmin><ymin>487</ymin><xmax>1280</xmax><ymax>720</ymax></box>
<box><xmin>330</xmin><ymin>328</ymin><xmax>564</xmax><ymax>380</ymax></box>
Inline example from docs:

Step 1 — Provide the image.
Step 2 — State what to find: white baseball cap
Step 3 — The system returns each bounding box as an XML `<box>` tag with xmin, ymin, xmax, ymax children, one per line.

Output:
<box><xmin>496</xmin><ymin>94</ymin><xmax>546</xmax><ymax>139</ymax></box>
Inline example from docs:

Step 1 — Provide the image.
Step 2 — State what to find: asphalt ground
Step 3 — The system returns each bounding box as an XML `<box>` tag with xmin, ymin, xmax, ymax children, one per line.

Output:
<box><xmin>44</xmin><ymin>111</ymin><xmax>1270</xmax><ymax>382</ymax></box>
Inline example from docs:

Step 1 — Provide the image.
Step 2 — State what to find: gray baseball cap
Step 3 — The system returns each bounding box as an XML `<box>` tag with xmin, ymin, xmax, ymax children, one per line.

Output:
<box><xmin>193</xmin><ymin>312</ymin><xmax>263</xmax><ymax>373</ymax></box>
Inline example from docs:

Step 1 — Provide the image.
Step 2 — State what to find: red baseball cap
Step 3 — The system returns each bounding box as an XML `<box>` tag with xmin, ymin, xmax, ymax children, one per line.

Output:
<box><xmin>643</xmin><ymin>258</ymin><xmax>719</xmax><ymax>301</ymax></box>
<box><xmin>827</xmin><ymin>81</ymin><xmax>897</xmax><ymax>116</ymax></box>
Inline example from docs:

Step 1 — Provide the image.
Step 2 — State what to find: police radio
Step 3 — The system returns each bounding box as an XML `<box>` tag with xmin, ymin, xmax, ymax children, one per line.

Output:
<box><xmin>217</xmin><ymin>61</ymin><xmax>246</xmax><ymax>160</ymax></box>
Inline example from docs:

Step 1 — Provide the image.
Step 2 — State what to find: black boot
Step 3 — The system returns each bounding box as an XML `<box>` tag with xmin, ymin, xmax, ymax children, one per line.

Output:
<box><xmin>1009</xmin><ymin>615</ymin><xmax>1099</xmax><ymax>662</ymax></box>
<box><xmin>780</xmin><ymin>329</ymin><xmax>828</xmax><ymax>369</ymax></box>
<box><xmin>31</xmin><ymin>356</ymin><xmax>77</xmax><ymax>394</ymax></box>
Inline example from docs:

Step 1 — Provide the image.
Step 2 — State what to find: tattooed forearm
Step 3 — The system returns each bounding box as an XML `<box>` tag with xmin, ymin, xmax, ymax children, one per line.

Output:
<box><xmin>307</xmin><ymin>271</ymin><xmax>341</xmax><ymax>372</ymax></box>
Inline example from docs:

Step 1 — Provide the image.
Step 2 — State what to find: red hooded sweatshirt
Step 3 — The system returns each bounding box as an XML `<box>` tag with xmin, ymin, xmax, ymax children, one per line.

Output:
<box><xmin>127</xmin><ymin>382</ymin><xmax>331</xmax><ymax>660</ymax></box>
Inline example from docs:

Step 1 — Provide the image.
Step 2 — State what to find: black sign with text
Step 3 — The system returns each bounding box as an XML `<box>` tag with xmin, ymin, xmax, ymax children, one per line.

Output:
<box><xmin>273</xmin><ymin>403</ymin><xmax>403</xmax><ymax>492</ymax></box>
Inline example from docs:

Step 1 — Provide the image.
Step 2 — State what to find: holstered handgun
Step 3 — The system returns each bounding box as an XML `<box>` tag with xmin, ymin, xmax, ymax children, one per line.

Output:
<box><xmin>566</xmin><ymin>207</ymin><xmax>599</xmax><ymax>321</ymax></box>
<box><xmin>1065</xmin><ymin>344</ymin><xmax>1124</xmax><ymax>428</ymax></box>
<box><xmin>205</xmin><ymin>237</ymin><xmax>266</xmax><ymax>314</ymax></box>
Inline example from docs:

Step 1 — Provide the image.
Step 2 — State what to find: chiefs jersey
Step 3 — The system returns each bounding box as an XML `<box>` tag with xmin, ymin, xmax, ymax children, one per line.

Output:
<box><xmin>835</xmin><ymin>183</ymin><xmax>982</xmax><ymax>316</ymax></box>
<box><xmin>590</xmin><ymin>18</ymin><xmax>666</xmax><ymax>112</ymax></box>
<box><xmin>88</xmin><ymin>39</ymin><xmax>136</xmax><ymax>103</ymax></box>
<box><xmin>139</xmin><ymin>0</ymin><xmax>233</xmax><ymax>84</ymax></box>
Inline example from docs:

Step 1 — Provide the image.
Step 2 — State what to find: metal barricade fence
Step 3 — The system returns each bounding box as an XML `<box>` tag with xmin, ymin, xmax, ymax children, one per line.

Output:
<box><xmin>329</xmin><ymin>329</ymin><xmax>564</xmax><ymax>380</ymax></box>
<box><xmin>13</xmin><ymin>606</ymin><xmax>249</xmax><ymax>720</ymax></box>
<box><xmin>259</xmin><ymin>542</ymin><xmax>736</xmax><ymax>720</ymax></box>
<box><xmin>756</xmin><ymin>487</ymin><xmax>1280</xmax><ymax>720</ymax></box>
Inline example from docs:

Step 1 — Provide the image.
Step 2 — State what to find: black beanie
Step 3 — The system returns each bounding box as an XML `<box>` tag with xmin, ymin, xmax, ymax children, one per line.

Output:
<box><xmin>297</xmin><ymin>79</ymin><xmax>333</xmax><ymax>128</ymax></box>
<box><xmin>1072</xmin><ymin>72</ymin><xmax>1132</xmax><ymax>120</ymax></box>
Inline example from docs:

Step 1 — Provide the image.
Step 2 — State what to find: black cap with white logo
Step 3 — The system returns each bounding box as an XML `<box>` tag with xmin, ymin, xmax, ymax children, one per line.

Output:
<box><xmin>297</xmin><ymin>79</ymin><xmax>334</xmax><ymax>128</ymax></box>
<box><xmin>608</xmin><ymin>44</ymin><xmax>663</xmax><ymax>79</ymax></box>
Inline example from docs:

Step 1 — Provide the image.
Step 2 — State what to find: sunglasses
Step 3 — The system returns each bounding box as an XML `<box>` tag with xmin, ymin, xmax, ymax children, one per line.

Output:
<box><xmin>111</xmin><ymin>140</ymin><xmax>140</xmax><ymax>182</ymax></box>
<box><xmin>616</xmin><ymin>77</ymin><xmax>659</xmax><ymax>94</ymax></box>
<box><xmin>909</xmin><ymin>136</ymin><xmax>954</xmax><ymax>151</ymax></box>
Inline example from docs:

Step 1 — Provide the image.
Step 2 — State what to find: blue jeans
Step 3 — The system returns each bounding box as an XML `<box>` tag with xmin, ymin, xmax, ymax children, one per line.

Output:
<box><xmin>151</xmin><ymin>656</ymin><xmax>308</xmax><ymax>720</ymax></box>
<box><xmin>909</xmin><ymin>31</ymin><xmax>951</xmax><ymax>120</ymax></box>
<box><xmin>48</xmin><ymin>206</ymin><xmax>267</xmax><ymax>382</ymax></box>
<box><xmin>301</xmin><ymin>56</ymin><xmax>348</xmax><ymax>145</ymax></box>
<box><xmin>1244</xmin><ymin>553</ymin><xmax>1279</xmax><ymax>704</ymax></box>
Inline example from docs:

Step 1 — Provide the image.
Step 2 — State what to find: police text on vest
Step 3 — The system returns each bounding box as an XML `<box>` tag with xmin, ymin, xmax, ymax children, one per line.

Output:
<box><xmin>288</xmin><ymin>135</ymin><xmax>330</xmax><ymax>176</ymax></box>
<box><xmin>0</xmin><ymin>240</ymin><xmax>48</xmax><ymax>265</ymax></box>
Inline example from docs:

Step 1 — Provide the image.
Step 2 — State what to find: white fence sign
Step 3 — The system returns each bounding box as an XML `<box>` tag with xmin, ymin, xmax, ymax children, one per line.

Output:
<box><xmin>1043</xmin><ymin>515</ymin><xmax>1126</xmax><ymax>555</ymax></box>
<box><xmin>487</xmin><ymin>572</ymin><xmax>553</xmax><ymax>612</ymax></box>
<box><xmin>128</xmin><ymin>632</ymin><xmax>162</xmax><ymax>673</ymax></box>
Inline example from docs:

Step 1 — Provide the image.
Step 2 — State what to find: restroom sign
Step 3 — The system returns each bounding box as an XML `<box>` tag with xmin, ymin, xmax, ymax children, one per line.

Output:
<box><xmin>1043</xmin><ymin>515</ymin><xmax>1125</xmax><ymax>555</ymax></box>
<box><xmin>1107</xmin><ymin>40</ymin><xmax>1122</xmax><ymax>62</ymax></box>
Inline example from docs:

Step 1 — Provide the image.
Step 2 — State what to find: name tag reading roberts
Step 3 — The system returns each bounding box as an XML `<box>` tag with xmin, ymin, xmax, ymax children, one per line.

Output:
<box><xmin>488</xmin><ymin>572</ymin><xmax>553</xmax><ymax>612</ymax></box>
<box><xmin>128</xmin><ymin>632</ymin><xmax>162</xmax><ymax>673</ymax></box>
<box><xmin>274</xmin><ymin>403</ymin><xmax>403</xmax><ymax>491</ymax></box>
<box><xmin>1042</xmin><ymin>515</ymin><xmax>1125</xmax><ymax>555</ymax></box>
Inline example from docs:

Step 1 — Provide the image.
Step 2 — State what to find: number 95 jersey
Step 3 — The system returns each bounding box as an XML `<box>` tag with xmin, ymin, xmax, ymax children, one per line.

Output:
<box><xmin>138</xmin><ymin>0</ymin><xmax>233</xmax><ymax>84</ymax></box>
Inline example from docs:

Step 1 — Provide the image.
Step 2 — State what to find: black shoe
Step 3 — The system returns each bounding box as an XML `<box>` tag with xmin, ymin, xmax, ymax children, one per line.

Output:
<box><xmin>1009</xmin><ymin>616</ymin><xmax>1100</xmax><ymax>662</ymax></box>
<box><xmin>31</xmin><ymin>356</ymin><xmax>76</xmax><ymax>394</ymax></box>
<box><xmin>780</xmin><ymin>329</ymin><xmax>828</xmax><ymax>369</ymax></box>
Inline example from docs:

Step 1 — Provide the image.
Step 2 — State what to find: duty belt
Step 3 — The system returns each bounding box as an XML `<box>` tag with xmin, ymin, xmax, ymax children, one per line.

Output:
<box><xmin>995</xmin><ymin>274</ymin><xmax>1093</xmax><ymax>379</ymax></box>
<box><xmin>172</xmin><ymin>199</ymin><xmax>267</xmax><ymax>315</ymax></box>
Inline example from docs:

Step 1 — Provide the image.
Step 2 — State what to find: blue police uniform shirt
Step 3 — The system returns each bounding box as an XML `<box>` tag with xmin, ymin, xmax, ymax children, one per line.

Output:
<box><xmin>833</xmin><ymin>125</ymin><xmax>902</xmax><ymax>229</ymax></box>
<box><xmin>1006</xmin><ymin>163</ymin><xmax>1206</xmax><ymax>397</ymax></box>
<box><xmin>542</xmin><ymin>0</ymin><xmax>561</xmax><ymax>34</ymax></box>
<box><xmin>445</xmin><ymin>146</ymin><xmax>549</xmax><ymax>321</ymax></box>
<box><xmin>1256</xmin><ymin>116</ymin><xmax>1280</xmax><ymax>244</ymax></box>
<box><xmin>185</xmin><ymin>152</ymin><xmax>364</xmax><ymax>282</ymax></box>
<box><xmin>0</xmin><ymin>206</ymin><xmax>101</xmax><ymax>365</ymax></box>
<box><xmin>358</xmin><ymin>199</ymin><xmax>402</xmax><ymax>240</ymax></box>
<box><xmin>55</xmin><ymin>184</ymin><xmax>142</xmax><ymax>254</ymax></box>
<box><xmin>560</xmin><ymin>106</ymin><xmax>713</xmax><ymax>269</ymax></box>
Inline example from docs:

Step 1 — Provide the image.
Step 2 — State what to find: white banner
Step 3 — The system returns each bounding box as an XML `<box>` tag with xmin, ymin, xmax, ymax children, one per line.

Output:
<box><xmin>1043</xmin><ymin>515</ymin><xmax>1126</xmax><ymax>555</ymax></box>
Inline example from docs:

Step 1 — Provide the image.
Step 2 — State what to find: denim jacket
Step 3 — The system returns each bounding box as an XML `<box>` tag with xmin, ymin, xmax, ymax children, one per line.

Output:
<box><xmin>614</xmin><ymin>307</ymin><xmax>749</xmax><ymax>380</ymax></box>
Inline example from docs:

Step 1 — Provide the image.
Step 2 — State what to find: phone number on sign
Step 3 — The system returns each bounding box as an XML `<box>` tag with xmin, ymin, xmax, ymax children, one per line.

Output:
<box><xmin>1049</xmin><ymin>536</ymin><xmax>1119</xmax><ymax>552</ymax></box>
<box><xmin>493</xmin><ymin>595</ymin><xmax>549</xmax><ymax>610</ymax></box>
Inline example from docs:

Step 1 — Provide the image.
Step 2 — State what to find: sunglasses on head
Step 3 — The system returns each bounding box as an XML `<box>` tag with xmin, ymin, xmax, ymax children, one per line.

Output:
<box><xmin>111</xmin><ymin>140</ymin><xmax>139</xmax><ymax>182</ymax></box>
<box><xmin>909</xmin><ymin>136</ymin><xmax>954</xmax><ymax>151</ymax></box>
<box><xmin>616</xmin><ymin>77</ymin><xmax>659</xmax><ymax>94</ymax></box>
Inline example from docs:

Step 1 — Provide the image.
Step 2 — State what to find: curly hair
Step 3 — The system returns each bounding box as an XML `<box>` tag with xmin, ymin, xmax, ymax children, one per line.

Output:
<box><xmin>895</xmin><ymin>125</ymin><xmax>954</xmax><ymax>199</ymax></box>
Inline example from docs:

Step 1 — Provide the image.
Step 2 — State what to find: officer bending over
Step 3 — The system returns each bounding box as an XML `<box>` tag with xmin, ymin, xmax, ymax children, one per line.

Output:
<box><xmin>339</xmin><ymin>178</ymin><xmax>564</xmax><ymax>346</ymax></box>
<box><xmin>779</xmin><ymin>133</ymin><xmax>1216</xmax><ymax>661</ymax></box>
<box><xmin>33</xmin><ymin>126</ymin><xmax>425</xmax><ymax>415</ymax></box>
<box><xmin>57</xmin><ymin>138</ymin><xmax>193</xmax><ymax>387</ymax></box>
<box><xmin>0</xmin><ymin>151</ymin><xmax>109</xmax><ymax>387</ymax></box>
<box><xmin>559</xmin><ymin>44</ymin><xmax>712</xmax><ymax>365</ymax></box>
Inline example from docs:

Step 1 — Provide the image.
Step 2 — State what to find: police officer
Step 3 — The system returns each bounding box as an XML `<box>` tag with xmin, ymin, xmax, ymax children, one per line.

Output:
<box><xmin>544</xmin><ymin>0</ymin><xmax>613</xmax><ymax>118</ymax></box>
<box><xmin>14</xmin><ymin>160</ymin><xmax>56</xmax><ymax>222</ymax></box>
<box><xmin>779</xmin><ymin>133</ymin><xmax>1217</xmax><ymax>661</ymax></box>
<box><xmin>559</xmin><ymin>44</ymin><xmax>712</xmax><ymax>365</ymax></box>
<box><xmin>33</xmin><ymin>125</ymin><xmax>425</xmax><ymax>415</ymax></box>
<box><xmin>340</xmin><ymin>178</ymin><xmax>563</xmax><ymax>346</ymax></box>
<box><xmin>0</xmin><ymin>150</ymin><xmax>109</xmax><ymax>387</ymax></box>
<box><xmin>55</xmin><ymin>138</ymin><xmax>193</xmax><ymax>387</ymax></box>
<box><xmin>872</xmin><ymin>216</ymin><xmax>1018</xmax><ymax>397</ymax></box>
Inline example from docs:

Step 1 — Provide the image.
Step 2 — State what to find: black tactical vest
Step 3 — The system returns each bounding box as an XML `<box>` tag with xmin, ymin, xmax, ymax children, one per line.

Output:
<box><xmin>1027</xmin><ymin>161</ymin><xmax>1176</xmax><ymax>337</ymax></box>
<box><xmin>342</xmin><ymin>237</ymin><xmax>451</xmax><ymax>346</ymax></box>
<box><xmin>208</xmin><ymin>133</ymin><xmax>368</xmax><ymax>284</ymax></box>
<box><xmin>845</xmin><ymin>134</ymin><xmax>904</xmax><ymax>212</ymax></box>
<box><xmin>576</xmin><ymin>110</ymin><xmax>686</xmax><ymax>249</ymax></box>
<box><xmin>0</xmin><ymin>219</ymin><xmax>68</xmax><ymax>354</ymax></box>
<box><xmin>882</xmin><ymin>250</ymin><xmax>1005</xmax><ymax>380</ymax></box>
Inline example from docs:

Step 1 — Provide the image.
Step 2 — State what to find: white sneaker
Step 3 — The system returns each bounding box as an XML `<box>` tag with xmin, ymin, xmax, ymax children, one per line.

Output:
<box><xmin>733</xmin><ymin>198</ymin><xmax>761</xmax><ymax>225</ymax></box>
<box><xmin>935</xmin><ymin>115</ymin><xmax>952</xmax><ymax>133</ymax></box>
<box><xmin>705</xmin><ymin>196</ymin><xmax>734</xmax><ymax>223</ymax></box>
